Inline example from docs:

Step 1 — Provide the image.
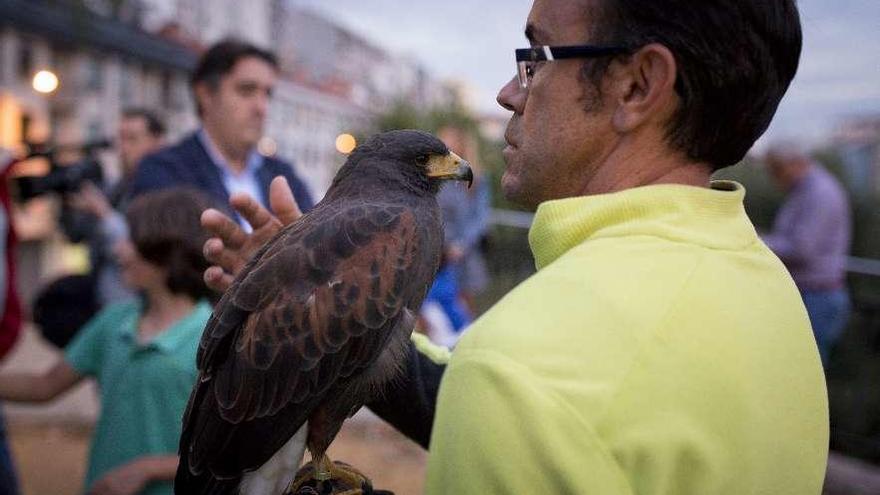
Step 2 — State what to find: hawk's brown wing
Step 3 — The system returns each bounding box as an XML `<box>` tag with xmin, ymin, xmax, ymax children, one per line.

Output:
<box><xmin>179</xmin><ymin>201</ymin><xmax>436</xmax><ymax>482</ymax></box>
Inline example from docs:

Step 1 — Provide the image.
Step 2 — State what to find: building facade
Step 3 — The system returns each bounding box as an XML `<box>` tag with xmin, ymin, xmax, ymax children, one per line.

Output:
<box><xmin>266</xmin><ymin>80</ymin><xmax>371</xmax><ymax>199</ymax></box>
<box><xmin>141</xmin><ymin>0</ymin><xmax>273</xmax><ymax>48</ymax></box>
<box><xmin>0</xmin><ymin>0</ymin><xmax>197</xmax><ymax>303</ymax></box>
<box><xmin>5</xmin><ymin>0</ymin><xmax>458</xmax><ymax>199</ymax></box>
<box><xmin>0</xmin><ymin>0</ymin><xmax>196</xmax><ymax>175</ymax></box>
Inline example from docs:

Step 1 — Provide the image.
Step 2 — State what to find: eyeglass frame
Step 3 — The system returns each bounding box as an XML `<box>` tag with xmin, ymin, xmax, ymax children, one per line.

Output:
<box><xmin>515</xmin><ymin>44</ymin><xmax>633</xmax><ymax>89</ymax></box>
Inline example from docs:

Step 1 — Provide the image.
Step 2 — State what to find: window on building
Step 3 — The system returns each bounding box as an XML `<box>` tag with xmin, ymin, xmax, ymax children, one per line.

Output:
<box><xmin>120</xmin><ymin>61</ymin><xmax>133</xmax><ymax>104</ymax></box>
<box><xmin>87</xmin><ymin>120</ymin><xmax>102</xmax><ymax>141</ymax></box>
<box><xmin>18</xmin><ymin>42</ymin><xmax>33</xmax><ymax>82</ymax></box>
<box><xmin>0</xmin><ymin>38</ymin><xmax>6</xmax><ymax>85</ymax></box>
<box><xmin>86</xmin><ymin>54</ymin><xmax>102</xmax><ymax>91</ymax></box>
<box><xmin>161</xmin><ymin>71</ymin><xmax>173</xmax><ymax>107</ymax></box>
<box><xmin>21</xmin><ymin>114</ymin><xmax>32</xmax><ymax>144</ymax></box>
<box><xmin>51</xmin><ymin>44</ymin><xmax>75</xmax><ymax>92</ymax></box>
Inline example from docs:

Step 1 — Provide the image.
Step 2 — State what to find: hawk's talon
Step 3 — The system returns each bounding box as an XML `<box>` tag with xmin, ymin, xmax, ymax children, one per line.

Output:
<box><xmin>287</xmin><ymin>458</ymin><xmax>374</xmax><ymax>494</ymax></box>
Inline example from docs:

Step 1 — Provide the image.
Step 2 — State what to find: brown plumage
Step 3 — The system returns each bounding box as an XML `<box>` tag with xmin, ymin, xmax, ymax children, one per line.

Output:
<box><xmin>175</xmin><ymin>130</ymin><xmax>472</xmax><ymax>495</ymax></box>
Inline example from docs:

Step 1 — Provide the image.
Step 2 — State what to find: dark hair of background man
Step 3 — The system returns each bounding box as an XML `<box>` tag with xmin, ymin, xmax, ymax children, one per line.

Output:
<box><xmin>189</xmin><ymin>39</ymin><xmax>279</xmax><ymax>116</ymax></box>
<box><xmin>121</xmin><ymin>107</ymin><xmax>166</xmax><ymax>138</ymax></box>
<box><xmin>584</xmin><ymin>0</ymin><xmax>803</xmax><ymax>170</ymax></box>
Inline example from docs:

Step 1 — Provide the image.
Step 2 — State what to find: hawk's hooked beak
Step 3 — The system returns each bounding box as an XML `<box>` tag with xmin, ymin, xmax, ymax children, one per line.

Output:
<box><xmin>426</xmin><ymin>151</ymin><xmax>474</xmax><ymax>188</ymax></box>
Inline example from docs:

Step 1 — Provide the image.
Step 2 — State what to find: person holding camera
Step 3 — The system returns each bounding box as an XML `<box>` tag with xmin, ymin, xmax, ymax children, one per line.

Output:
<box><xmin>67</xmin><ymin>108</ymin><xmax>166</xmax><ymax>306</ymax></box>
<box><xmin>29</xmin><ymin>110</ymin><xmax>166</xmax><ymax>351</ymax></box>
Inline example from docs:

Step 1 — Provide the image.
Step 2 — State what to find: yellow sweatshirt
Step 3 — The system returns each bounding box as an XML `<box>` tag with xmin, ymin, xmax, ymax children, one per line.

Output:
<box><xmin>425</xmin><ymin>181</ymin><xmax>828</xmax><ymax>494</ymax></box>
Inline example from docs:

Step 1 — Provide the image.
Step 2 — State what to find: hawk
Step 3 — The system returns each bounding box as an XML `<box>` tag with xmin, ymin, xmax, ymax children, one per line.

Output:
<box><xmin>175</xmin><ymin>130</ymin><xmax>473</xmax><ymax>494</ymax></box>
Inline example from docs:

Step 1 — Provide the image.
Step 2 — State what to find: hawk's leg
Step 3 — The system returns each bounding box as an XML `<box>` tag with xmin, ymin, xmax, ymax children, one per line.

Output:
<box><xmin>314</xmin><ymin>453</ymin><xmax>333</xmax><ymax>481</ymax></box>
<box><xmin>287</xmin><ymin>456</ymin><xmax>372</xmax><ymax>494</ymax></box>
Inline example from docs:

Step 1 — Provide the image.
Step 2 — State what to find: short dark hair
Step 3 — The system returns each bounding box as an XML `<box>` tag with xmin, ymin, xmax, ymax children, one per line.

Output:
<box><xmin>121</xmin><ymin>107</ymin><xmax>165</xmax><ymax>138</ymax></box>
<box><xmin>589</xmin><ymin>1</ymin><xmax>802</xmax><ymax>170</ymax></box>
<box><xmin>190</xmin><ymin>39</ymin><xmax>279</xmax><ymax>115</ymax></box>
<box><xmin>126</xmin><ymin>188</ymin><xmax>217</xmax><ymax>302</ymax></box>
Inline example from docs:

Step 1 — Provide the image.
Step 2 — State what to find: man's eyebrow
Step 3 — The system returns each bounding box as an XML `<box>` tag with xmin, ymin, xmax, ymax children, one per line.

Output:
<box><xmin>525</xmin><ymin>23</ymin><xmax>546</xmax><ymax>45</ymax></box>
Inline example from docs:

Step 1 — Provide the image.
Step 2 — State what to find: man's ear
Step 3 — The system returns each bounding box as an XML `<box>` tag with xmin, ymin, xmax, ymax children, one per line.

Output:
<box><xmin>193</xmin><ymin>82</ymin><xmax>215</xmax><ymax>115</ymax></box>
<box><xmin>610</xmin><ymin>43</ymin><xmax>678</xmax><ymax>133</ymax></box>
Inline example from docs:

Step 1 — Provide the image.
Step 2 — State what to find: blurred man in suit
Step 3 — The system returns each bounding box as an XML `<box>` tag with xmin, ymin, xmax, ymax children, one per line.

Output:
<box><xmin>131</xmin><ymin>39</ymin><xmax>313</xmax><ymax>226</ymax></box>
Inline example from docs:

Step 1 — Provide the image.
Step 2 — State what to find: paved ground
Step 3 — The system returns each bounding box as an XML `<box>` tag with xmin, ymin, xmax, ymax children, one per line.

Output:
<box><xmin>825</xmin><ymin>453</ymin><xmax>880</xmax><ymax>495</ymax></box>
<box><xmin>4</xmin><ymin>326</ymin><xmax>880</xmax><ymax>494</ymax></box>
<box><xmin>3</xmin><ymin>327</ymin><xmax>426</xmax><ymax>495</ymax></box>
<box><xmin>8</xmin><ymin>417</ymin><xmax>426</xmax><ymax>495</ymax></box>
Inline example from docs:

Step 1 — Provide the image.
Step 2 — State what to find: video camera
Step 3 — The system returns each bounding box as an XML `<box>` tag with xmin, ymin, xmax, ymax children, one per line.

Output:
<box><xmin>12</xmin><ymin>139</ymin><xmax>112</xmax><ymax>202</ymax></box>
<box><xmin>11</xmin><ymin>139</ymin><xmax>113</xmax><ymax>243</ymax></box>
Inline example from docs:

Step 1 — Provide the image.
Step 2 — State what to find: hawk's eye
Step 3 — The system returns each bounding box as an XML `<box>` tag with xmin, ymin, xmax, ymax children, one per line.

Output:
<box><xmin>416</xmin><ymin>155</ymin><xmax>429</xmax><ymax>166</ymax></box>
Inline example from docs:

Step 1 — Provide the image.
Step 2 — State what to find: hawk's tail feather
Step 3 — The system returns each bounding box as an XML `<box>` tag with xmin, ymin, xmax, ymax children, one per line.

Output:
<box><xmin>173</xmin><ymin>464</ymin><xmax>242</xmax><ymax>495</ymax></box>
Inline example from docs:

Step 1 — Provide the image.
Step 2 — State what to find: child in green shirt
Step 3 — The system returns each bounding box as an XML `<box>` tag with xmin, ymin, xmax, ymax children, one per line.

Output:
<box><xmin>0</xmin><ymin>188</ymin><xmax>216</xmax><ymax>495</ymax></box>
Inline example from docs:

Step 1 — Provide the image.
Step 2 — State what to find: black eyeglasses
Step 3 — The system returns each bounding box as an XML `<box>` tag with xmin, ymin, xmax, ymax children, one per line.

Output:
<box><xmin>515</xmin><ymin>44</ymin><xmax>632</xmax><ymax>89</ymax></box>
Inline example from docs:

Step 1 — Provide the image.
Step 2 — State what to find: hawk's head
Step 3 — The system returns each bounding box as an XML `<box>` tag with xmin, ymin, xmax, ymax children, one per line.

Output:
<box><xmin>343</xmin><ymin>129</ymin><xmax>473</xmax><ymax>194</ymax></box>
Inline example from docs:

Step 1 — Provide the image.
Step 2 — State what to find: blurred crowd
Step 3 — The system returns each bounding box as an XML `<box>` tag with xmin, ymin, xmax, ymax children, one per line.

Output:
<box><xmin>0</xmin><ymin>37</ymin><xmax>494</xmax><ymax>495</ymax></box>
<box><xmin>0</xmin><ymin>21</ymin><xmax>863</xmax><ymax>495</ymax></box>
<box><xmin>0</xmin><ymin>39</ymin><xmax>316</xmax><ymax>495</ymax></box>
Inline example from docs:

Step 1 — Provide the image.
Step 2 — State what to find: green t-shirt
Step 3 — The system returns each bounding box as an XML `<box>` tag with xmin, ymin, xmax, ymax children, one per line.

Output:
<box><xmin>65</xmin><ymin>299</ymin><xmax>211</xmax><ymax>495</ymax></box>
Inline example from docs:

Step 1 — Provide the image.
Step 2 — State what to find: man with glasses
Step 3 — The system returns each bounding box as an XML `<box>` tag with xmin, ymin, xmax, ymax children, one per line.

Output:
<box><xmin>199</xmin><ymin>1</ymin><xmax>827</xmax><ymax>493</ymax></box>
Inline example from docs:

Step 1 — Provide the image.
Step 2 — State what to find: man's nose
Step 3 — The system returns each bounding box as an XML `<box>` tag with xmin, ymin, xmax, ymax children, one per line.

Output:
<box><xmin>497</xmin><ymin>76</ymin><xmax>526</xmax><ymax>114</ymax></box>
<box><xmin>255</xmin><ymin>90</ymin><xmax>270</xmax><ymax>115</ymax></box>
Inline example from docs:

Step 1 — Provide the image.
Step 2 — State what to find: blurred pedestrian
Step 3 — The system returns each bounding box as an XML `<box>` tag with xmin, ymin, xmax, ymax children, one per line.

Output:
<box><xmin>764</xmin><ymin>142</ymin><xmax>852</xmax><ymax>366</ymax></box>
<box><xmin>0</xmin><ymin>188</ymin><xmax>215</xmax><ymax>495</ymax></box>
<box><xmin>33</xmin><ymin>110</ymin><xmax>166</xmax><ymax>352</ymax></box>
<box><xmin>0</xmin><ymin>148</ymin><xmax>23</xmax><ymax>495</ymax></box>
<box><xmin>131</xmin><ymin>39</ymin><xmax>314</xmax><ymax>227</ymax></box>
<box><xmin>435</xmin><ymin>125</ymin><xmax>491</xmax><ymax>315</ymax></box>
<box><xmin>420</xmin><ymin>253</ymin><xmax>473</xmax><ymax>348</ymax></box>
<box><xmin>419</xmin><ymin>125</ymin><xmax>491</xmax><ymax>345</ymax></box>
<box><xmin>68</xmin><ymin>108</ymin><xmax>166</xmax><ymax>306</ymax></box>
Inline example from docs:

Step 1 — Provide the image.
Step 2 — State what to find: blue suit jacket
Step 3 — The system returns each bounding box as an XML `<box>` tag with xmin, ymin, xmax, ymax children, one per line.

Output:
<box><xmin>130</xmin><ymin>132</ymin><xmax>314</xmax><ymax>215</ymax></box>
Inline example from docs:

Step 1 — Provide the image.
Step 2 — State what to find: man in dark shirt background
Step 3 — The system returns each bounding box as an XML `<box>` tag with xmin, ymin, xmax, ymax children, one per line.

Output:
<box><xmin>131</xmin><ymin>39</ymin><xmax>313</xmax><ymax>223</ymax></box>
<box><xmin>764</xmin><ymin>142</ymin><xmax>852</xmax><ymax>366</ymax></box>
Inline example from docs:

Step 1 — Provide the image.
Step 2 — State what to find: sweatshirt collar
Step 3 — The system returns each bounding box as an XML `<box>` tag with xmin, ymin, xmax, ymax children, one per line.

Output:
<box><xmin>528</xmin><ymin>181</ymin><xmax>757</xmax><ymax>270</ymax></box>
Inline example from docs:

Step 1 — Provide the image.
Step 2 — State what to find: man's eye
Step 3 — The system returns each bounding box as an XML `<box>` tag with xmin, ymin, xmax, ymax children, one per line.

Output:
<box><xmin>526</xmin><ymin>61</ymin><xmax>544</xmax><ymax>79</ymax></box>
<box><xmin>236</xmin><ymin>84</ymin><xmax>258</xmax><ymax>96</ymax></box>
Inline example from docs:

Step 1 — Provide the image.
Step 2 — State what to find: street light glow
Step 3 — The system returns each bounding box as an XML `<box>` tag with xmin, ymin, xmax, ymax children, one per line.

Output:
<box><xmin>32</xmin><ymin>70</ymin><xmax>59</xmax><ymax>94</ymax></box>
<box><xmin>335</xmin><ymin>133</ymin><xmax>357</xmax><ymax>154</ymax></box>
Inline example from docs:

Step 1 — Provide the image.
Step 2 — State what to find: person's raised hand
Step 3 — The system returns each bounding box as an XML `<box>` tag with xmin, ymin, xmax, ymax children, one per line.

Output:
<box><xmin>68</xmin><ymin>182</ymin><xmax>112</xmax><ymax>218</ymax></box>
<box><xmin>202</xmin><ymin>176</ymin><xmax>302</xmax><ymax>292</ymax></box>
